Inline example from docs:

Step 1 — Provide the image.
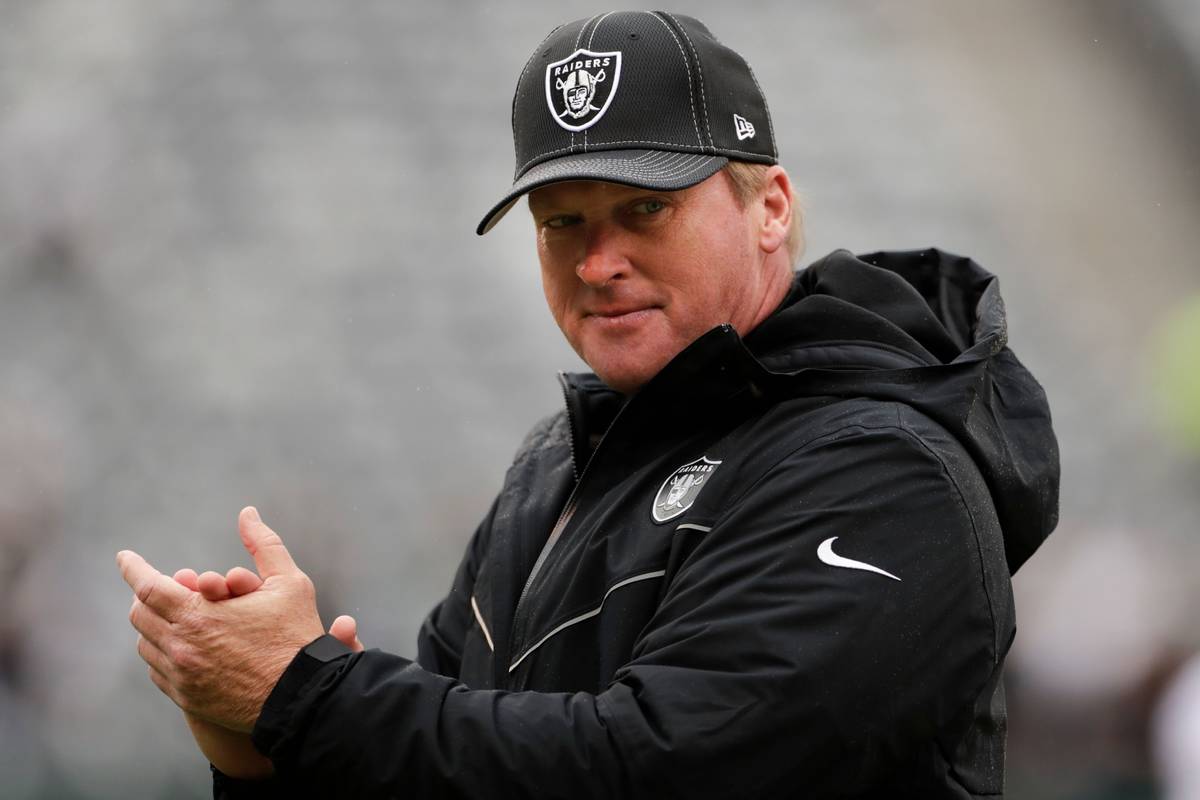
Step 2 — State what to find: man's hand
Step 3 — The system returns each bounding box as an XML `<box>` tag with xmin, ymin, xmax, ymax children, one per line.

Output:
<box><xmin>171</xmin><ymin>567</ymin><xmax>365</xmax><ymax>651</ymax></box>
<box><xmin>119</xmin><ymin>507</ymin><xmax>325</xmax><ymax>733</ymax></box>
<box><xmin>165</xmin><ymin>565</ymin><xmax>364</xmax><ymax>778</ymax></box>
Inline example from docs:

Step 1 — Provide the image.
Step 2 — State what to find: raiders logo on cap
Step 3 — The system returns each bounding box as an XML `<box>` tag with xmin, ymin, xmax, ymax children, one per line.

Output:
<box><xmin>652</xmin><ymin>456</ymin><xmax>721</xmax><ymax>523</ymax></box>
<box><xmin>545</xmin><ymin>48</ymin><xmax>622</xmax><ymax>132</ymax></box>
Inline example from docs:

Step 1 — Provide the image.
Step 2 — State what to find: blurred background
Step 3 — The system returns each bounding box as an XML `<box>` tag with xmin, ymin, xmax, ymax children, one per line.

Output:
<box><xmin>1</xmin><ymin>1</ymin><xmax>1198</xmax><ymax>797</ymax></box>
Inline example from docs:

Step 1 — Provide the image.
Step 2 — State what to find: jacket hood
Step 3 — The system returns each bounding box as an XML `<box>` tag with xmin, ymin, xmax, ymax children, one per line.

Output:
<box><xmin>742</xmin><ymin>248</ymin><xmax>1059</xmax><ymax>574</ymax></box>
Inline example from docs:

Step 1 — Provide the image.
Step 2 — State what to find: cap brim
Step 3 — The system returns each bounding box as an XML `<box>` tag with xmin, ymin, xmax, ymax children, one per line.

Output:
<box><xmin>476</xmin><ymin>150</ymin><xmax>728</xmax><ymax>235</ymax></box>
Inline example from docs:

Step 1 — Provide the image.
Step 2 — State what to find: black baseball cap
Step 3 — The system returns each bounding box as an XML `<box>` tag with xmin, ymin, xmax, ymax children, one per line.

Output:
<box><xmin>477</xmin><ymin>11</ymin><xmax>777</xmax><ymax>235</ymax></box>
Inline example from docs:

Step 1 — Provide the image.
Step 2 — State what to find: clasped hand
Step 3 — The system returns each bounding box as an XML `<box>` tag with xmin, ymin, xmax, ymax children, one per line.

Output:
<box><xmin>117</xmin><ymin>506</ymin><xmax>362</xmax><ymax>778</ymax></box>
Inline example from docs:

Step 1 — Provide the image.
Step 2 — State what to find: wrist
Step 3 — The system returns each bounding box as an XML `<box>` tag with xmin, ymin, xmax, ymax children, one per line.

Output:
<box><xmin>251</xmin><ymin>634</ymin><xmax>355</xmax><ymax>760</ymax></box>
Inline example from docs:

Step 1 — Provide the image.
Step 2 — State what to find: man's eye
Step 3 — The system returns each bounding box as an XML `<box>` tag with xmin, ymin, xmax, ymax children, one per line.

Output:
<box><xmin>544</xmin><ymin>215</ymin><xmax>580</xmax><ymax>229</ymax></box>
<box><xmin>631</xmin><ymin>199</ymin><xmax>666</xmax><ymax>215</ymax></box>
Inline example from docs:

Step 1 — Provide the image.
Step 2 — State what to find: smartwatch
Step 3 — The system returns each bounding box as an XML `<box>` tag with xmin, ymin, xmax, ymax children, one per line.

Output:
<box><xmin>301</xmin><ymin>633</ymin><xmax>354</xmax><ymax>663</ymax></box>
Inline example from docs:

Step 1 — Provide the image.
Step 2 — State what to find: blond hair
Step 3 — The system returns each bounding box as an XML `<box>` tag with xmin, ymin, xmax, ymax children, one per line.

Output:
<box><xmin>722</xmin><ymin>161</ymin><xmax>805</xmax><ymax>265</ymax></box>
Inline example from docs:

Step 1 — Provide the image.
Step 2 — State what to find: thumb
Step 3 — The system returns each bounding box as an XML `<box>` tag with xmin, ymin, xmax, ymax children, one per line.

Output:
<box><xmin>329</xmin><ymin>614</ymin><xmax>365</xmax><ymax>653</ymax></box>
<box><xmin>238</xmin><ymin>506</ymin><xmax>299</xmax><ymax>579</ymax></box>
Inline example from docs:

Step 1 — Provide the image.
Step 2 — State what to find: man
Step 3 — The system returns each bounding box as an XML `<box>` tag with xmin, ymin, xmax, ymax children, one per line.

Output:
<box><xmin>119</xmin><ymin>11</ymin><xmax>1059</xmax><ymax>798</ymax></box>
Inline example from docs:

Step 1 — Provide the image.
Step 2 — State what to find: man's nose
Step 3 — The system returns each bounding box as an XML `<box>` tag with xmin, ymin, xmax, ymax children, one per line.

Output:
<box><xmin>576</xmin><ymin>228</ymin><xmax>629</xmax><ymax>287</ymax></box>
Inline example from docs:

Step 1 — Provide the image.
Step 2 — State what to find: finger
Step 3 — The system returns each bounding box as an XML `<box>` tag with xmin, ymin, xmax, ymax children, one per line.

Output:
<box><xmin>196</xmin><ymin>570</ymin><xmax>232</xmax><ymax>601</ymax></box>
<box><xmin>173</xmin><ymin>568</ymin><xmax>200</xmax><ymax>592</ymax></box>
<box><xmin>137</xmin><ymin>634</ymin><xmax>175</xmax><ymax>682</ymax></box>
<box><xmin>148</xmin><ymin>663</ymin><xmax>182</xmax><ymax>708</ymax></box>
<box><xmin>237</xmin><ymin>507</ymin><xmax>298</xmax><ymax>579</ymax></box>
<box><xmin>117</xmin><ymin>550</ymin><xmax>191</xmax><ymax>621</ymax></box>
<box><xmin>128</xmin><ymin>598</ymin><xmax>173</xmax><ymax>647</ymax></box>
<box><xmin>225</xmin><ymin>566</ymin><xmax>263</xmax><ymax>597</ymax></box>
<box><xmin>329</xmin><ymin>614</ymin><xmax>364</xmax><ymax>653</ymax></box>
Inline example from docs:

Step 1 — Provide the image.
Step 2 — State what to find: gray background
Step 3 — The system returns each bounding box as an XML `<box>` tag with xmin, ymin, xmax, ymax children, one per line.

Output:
<box><xmin>2</xmin><ymin>1</ymin><xmax>1199</xmax><ymax>797</ymax></box>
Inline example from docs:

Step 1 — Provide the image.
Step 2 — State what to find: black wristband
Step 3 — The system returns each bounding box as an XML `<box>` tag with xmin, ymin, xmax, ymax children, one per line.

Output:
<box><xmin>251</xmin><ymin>634</ymin><xmax>354</xmax><ymax>759</ymax></box>
<box><xmin>302</xmin><ymin>633</ymin><xmax>355</xmax><ymax>663</ymax></box>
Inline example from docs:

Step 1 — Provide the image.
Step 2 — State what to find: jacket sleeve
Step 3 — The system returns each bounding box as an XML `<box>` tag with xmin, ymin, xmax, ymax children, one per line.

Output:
<box><xmin>209</xmin><ymin>496</ymin><xmax>499</xmax><ymax>798</ymax></box>
<box><xmin>235</xmin><ymin>419</ymin><xmax>1009</xmax><ymax>798</ymax></box>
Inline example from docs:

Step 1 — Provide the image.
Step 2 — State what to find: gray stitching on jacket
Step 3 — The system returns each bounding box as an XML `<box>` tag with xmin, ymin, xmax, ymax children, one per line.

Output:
<box><xmin>508</xmin><ymin>570</ymin><xmax>667</xmax><ymax>672</ymax></box>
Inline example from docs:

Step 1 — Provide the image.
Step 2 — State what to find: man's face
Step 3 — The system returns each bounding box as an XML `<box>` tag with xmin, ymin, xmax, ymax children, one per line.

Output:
<box><xmin>566</xmin><ymin>85</ymin><xmax>589</xmax><ymax>111</ymax></box>
<box><xmin>529</xmin><ymin>173</ymin><xmax>773</xmax><ymax>394</ymax></box>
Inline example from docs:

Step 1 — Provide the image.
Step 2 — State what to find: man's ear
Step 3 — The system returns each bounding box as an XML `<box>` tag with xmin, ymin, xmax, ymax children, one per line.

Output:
<box><xmin>758</xmin><ymin>165</ymin><xmax>794</xmax><ymax>256</ymax></box>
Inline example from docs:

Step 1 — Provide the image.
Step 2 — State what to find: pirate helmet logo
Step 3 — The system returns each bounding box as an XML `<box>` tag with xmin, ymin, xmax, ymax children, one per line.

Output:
<box><xmin>545</xmin><ymin>48</ymin><xmax>622</xmax><ymax>132</ymax></box>
<box><xmin>652</xmin><ymin>456</ymin><xmax>722</xmax><ymax>524</ymax></box>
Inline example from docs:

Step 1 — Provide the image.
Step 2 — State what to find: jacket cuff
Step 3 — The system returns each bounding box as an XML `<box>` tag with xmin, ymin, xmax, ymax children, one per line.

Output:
<box><xmin>251</xmin><ymin>634</ymin><xmax>354</xmax><ymax>760</ymax></box>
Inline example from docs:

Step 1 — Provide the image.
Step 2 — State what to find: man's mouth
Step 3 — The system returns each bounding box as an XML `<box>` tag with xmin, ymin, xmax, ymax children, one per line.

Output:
<box><xmin>587</xmin><ymin>305</ymin><xmax>658</xmax><ymax>318</ymax></box>
<box><xmin>584</xmin><ymin>305</ymin><xmax>661</xmax><ymax>328</ymax></box>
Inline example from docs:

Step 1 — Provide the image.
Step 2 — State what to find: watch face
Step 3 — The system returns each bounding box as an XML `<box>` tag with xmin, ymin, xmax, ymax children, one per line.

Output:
<box><xmin>305</xmin><ymin>634</ymin><xmax>353</xmax><ymax>663</ymax></box>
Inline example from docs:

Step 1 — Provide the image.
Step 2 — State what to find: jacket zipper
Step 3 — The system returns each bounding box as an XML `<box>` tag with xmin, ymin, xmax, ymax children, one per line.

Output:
<box><xmin>560</xmin><ymin>372</ymin><xmax>582</xmax><ymax>483</ymax></box>
<box><xmin>508</xmin><ymin>374</ymin><xmax>628</xmax><ymax>671</ymax></box>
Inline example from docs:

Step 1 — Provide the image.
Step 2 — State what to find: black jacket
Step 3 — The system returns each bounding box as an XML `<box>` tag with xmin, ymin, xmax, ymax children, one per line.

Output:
<box><xmin>217</xmin><ymin>249</ymin><xmax>1059</xmax><ymax>798</ymax></box>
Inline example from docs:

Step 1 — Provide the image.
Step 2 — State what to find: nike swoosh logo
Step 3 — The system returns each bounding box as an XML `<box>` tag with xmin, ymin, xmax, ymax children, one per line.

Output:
<box><xmin>817</xmin><ymin>537</ymin><xmax>901</xmax><ymax>582</ymax></box>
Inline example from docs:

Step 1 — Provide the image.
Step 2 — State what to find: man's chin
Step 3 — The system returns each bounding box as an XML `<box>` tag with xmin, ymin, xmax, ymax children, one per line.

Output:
<box><xmin>575</xmin><ymin>323</ymin><xmax>688</xmax><ymax>394</ymax></box>
<box><xmin>587</xmin><ymin>354</ymin><xmax>672</xmax><ymax>396</ymax></box>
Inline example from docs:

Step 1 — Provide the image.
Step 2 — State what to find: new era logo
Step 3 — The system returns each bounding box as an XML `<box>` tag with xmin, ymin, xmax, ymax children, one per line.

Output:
<box><xmin>733</xmin><ymin>114</ymin><xmax>756</xmax><ymax>141</ymax></box>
